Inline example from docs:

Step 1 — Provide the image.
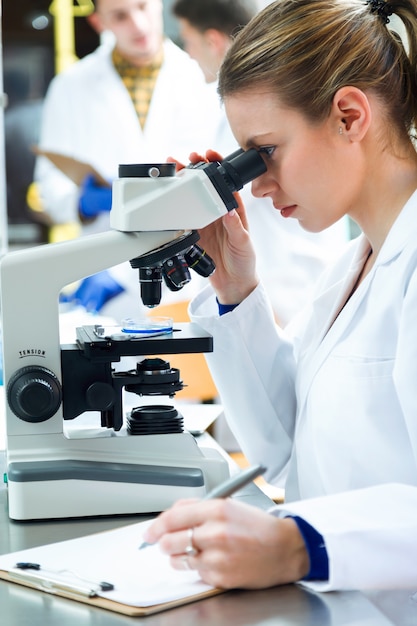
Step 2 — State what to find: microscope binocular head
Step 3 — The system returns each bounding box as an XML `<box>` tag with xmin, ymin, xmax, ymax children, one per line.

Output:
<box><xmin>119</xmin><ymin>148</ymin><xmax>266</xmax><ymax>307</ymax></box>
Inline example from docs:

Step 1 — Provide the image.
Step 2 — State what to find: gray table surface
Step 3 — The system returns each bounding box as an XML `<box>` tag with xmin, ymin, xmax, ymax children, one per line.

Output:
<box><xmin>0</xmin><ymin>447</ymin><xmax>416</xmax><ymax>625</ymax></box>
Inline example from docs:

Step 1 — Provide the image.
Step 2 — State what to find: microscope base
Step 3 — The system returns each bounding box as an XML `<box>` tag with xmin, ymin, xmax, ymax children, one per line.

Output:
<box><xmin>7</xmin><ymin>468</ymin><xmax>206</xmax><ymax>521</ymax></box>
<box><xmin>7</xmin><ymin>455</ymin><xmax>228</xmax><ymax>521</ymax></box>
<box><xmin>6</xmin><ymin>433</ymin><xmax>230</xmax><ymax>520</ymax></box>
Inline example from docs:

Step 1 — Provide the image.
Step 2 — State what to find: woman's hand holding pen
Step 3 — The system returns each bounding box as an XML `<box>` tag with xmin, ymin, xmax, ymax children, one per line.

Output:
<box><xmin>142</xmin><ymin>498</ymin><xmax>309</xmax><ymax>590</ymax></box>
<box><xmin>169</xmin><ymin>150</ymin><xmax>260</xmax><ymax>306</ymax></box>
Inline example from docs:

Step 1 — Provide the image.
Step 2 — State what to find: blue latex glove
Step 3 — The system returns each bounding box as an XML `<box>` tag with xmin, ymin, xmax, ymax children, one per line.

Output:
<box><xmin>79</xmin><ymin>174</ymin><xmax>112</xmax><ymax>219</ymax></box>
<box><xmin>61</xmin><ymin>271</ymin><xmax>125</xmax><ymax>313</ymax></box>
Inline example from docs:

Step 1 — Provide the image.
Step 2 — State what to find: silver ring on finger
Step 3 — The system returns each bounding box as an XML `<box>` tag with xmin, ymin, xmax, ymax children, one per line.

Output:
<box><xmin>185</xmin><ymin>527</ymin><xmax>198</xmax><ymax>557</ymax></box>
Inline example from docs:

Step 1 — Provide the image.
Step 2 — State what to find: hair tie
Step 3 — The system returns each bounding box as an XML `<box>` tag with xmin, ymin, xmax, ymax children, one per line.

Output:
<box><xmin>365</xmin><ymin>0</ymin><xmax>394</xmax><ymax>24</ymax></box>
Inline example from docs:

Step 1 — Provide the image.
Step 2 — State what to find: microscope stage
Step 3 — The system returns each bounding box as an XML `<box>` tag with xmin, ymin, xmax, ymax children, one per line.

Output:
<box><xmin>72</xmin><ymin>322</ymin><xmax>213</xmax><ymax>362</ymax></box>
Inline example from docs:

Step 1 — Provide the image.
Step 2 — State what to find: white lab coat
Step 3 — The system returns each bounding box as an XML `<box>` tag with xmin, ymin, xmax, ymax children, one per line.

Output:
<box><xmin>275</xmin><ymin>482</ymin><xmax>417</xmax><ymax>590</ymax></box>
<box><xmin>35</xmin><ymin>39</ymin><xmax>216</xmax><ymax>319</ymax></box>
<box><xmin>189</xmin><ymin>190</ymin><xmax>417</xmax><ymax>587</ymax></box>
<box><xmin>35</xmin><ymin>38</ymin><xmax>216</xmax><ymax>233</ymax></box>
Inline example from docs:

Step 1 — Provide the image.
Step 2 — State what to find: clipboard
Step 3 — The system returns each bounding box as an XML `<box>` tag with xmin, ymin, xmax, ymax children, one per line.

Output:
<box><xmin>0</xmin><ymin>519</ymin><xmax>224</xmax><ymax>616</ymax></box>
<box><xmin>33</xmin><ymin>146</ymin><xmax>111</xmax><ymax>188</ymax></box>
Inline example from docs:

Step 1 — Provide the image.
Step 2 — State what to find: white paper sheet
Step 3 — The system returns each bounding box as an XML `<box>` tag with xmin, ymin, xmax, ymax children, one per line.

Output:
<box><xmin>0</xmin><ymin>519</ymin><xmax>214</xmax><ymax>607</ymax></box>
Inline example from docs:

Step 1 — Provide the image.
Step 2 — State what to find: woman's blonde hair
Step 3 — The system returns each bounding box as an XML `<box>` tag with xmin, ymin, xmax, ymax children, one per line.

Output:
<box><xmin>218</xmin><ymin>0</ymin><xmax>417</xmax><ymax>135</ymax></box>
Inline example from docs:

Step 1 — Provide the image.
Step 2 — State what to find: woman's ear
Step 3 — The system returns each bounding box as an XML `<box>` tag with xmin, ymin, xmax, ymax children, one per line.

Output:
<box><xmin>332</xmin><ymin>86</ymin><xmax>372</xmax><ymax>141</ymax></box>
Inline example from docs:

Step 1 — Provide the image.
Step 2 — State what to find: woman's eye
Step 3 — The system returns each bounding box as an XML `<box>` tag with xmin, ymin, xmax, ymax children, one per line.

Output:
<box><xmin>258</xmin><ymin>146</ymin><xmax>276</xmax><ymax>158</ymax></box>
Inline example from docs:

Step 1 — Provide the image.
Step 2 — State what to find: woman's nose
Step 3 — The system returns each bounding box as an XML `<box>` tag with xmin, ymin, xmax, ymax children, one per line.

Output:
<box><xmin>251</xmin><ymin>170</ymin><xmax>276</xmax><ymax>199</ymax></box>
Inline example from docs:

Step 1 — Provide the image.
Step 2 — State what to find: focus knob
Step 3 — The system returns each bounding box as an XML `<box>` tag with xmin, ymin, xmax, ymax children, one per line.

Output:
<box><xmin>7</xmin><ymin>366</ymin><xmax>62</xmax><ymax>423</ymax></box>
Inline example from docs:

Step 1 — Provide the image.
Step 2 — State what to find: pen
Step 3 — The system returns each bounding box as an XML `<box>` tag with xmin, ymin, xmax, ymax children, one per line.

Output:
<box><xmin>138</xmin><ymin>463</ymin><xmax>267</xmax><ymax>550</ymax></box>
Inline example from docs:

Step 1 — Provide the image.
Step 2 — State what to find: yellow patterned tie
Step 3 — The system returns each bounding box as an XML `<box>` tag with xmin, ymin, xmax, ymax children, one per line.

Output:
<box><xmin>112</xmin><ymin>47</ymin><xmax>164</xmax><ymax>130</ymax></box>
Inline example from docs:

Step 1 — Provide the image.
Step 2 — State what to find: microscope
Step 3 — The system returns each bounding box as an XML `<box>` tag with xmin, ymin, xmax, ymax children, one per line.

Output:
<box><xmin>0</xmin><ymin>149</ymin><xmax>266</xmax><ymax>520</ymax></box>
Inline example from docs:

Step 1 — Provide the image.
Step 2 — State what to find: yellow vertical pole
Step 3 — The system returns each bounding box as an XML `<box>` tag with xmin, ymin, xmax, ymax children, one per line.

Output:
<box><xmin>44</xmin><ymin>1</ymin><xmax>95</xmax><ymax>242</ymax></box>
<box><xmin>48</xmin><ymin>0</ymin><xmax>94</xmax><ymax>74</ymax></box>
<box><xmin>49</xmin><ymin>0</ymin><xmax>78</xmax><ymax>74</ymax></box>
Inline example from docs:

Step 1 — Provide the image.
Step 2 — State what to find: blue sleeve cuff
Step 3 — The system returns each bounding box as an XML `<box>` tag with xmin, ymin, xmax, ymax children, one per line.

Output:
<box><xmin>216</xmin><ymin>298</ymin><xmax>239</xmax><ymax>316</ymax></box>
<box><xmin>291</xmin><ymin>515</ymin><xmax>329</xmax><ymax>581</ymax></box>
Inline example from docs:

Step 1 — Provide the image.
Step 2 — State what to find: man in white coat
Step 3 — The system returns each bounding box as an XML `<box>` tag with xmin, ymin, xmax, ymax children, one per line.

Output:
<box><xmin>35</xmin><ymin>0</ymin><xmax>215</xmax><ymax>318</ymax></box>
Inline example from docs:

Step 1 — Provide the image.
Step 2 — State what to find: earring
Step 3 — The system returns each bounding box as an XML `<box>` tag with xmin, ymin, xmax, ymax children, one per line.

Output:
<box><xmin>338</xmin><ymin>127</ymin><xmax>343</xmax><ymax>135</ymax></box>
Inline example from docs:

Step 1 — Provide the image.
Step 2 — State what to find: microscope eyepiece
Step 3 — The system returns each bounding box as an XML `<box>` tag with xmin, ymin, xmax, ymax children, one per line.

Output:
<box><xmin>219</xmin><ymin>148</ymin><xmax>267</xmax><ymax>191</ymax></box>
<box><xmin>188</xmin><ymin>147</ymin><xmax>266</xmax><ymax>212</ymax></box>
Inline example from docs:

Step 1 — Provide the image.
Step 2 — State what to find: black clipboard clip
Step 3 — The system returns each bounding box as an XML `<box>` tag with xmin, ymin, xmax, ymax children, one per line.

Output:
<box><xmin>11</xmin><ymin>562</ymin><xmax>114</xmax><ymax>598</ymax></box>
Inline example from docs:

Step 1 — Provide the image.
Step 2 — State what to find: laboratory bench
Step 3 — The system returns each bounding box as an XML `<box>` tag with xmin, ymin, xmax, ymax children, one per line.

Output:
<box><xmin>0</xmin><ymin>446</ymin><xmax>416</xmax><ymax>625</ymax></box>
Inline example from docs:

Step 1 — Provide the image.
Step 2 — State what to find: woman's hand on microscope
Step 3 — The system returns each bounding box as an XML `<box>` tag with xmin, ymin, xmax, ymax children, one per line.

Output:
<box><xmin>169</xmin><ymin>150</ymin><xmax>259</xmax><ymax>307</ymax></box>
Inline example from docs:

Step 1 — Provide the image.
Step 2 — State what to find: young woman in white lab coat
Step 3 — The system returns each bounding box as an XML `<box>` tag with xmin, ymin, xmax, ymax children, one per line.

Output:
<box><xmin>145</xmin><ymin>0</ymin><xmax>417</xmax><ymax>592</ymax></box>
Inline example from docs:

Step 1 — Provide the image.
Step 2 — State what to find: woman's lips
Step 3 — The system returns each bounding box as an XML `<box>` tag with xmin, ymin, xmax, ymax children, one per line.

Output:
<box><xmin>276</xmin><ymin>204</ymin><xmax>297</xmax><ymax>218</ymax></box>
